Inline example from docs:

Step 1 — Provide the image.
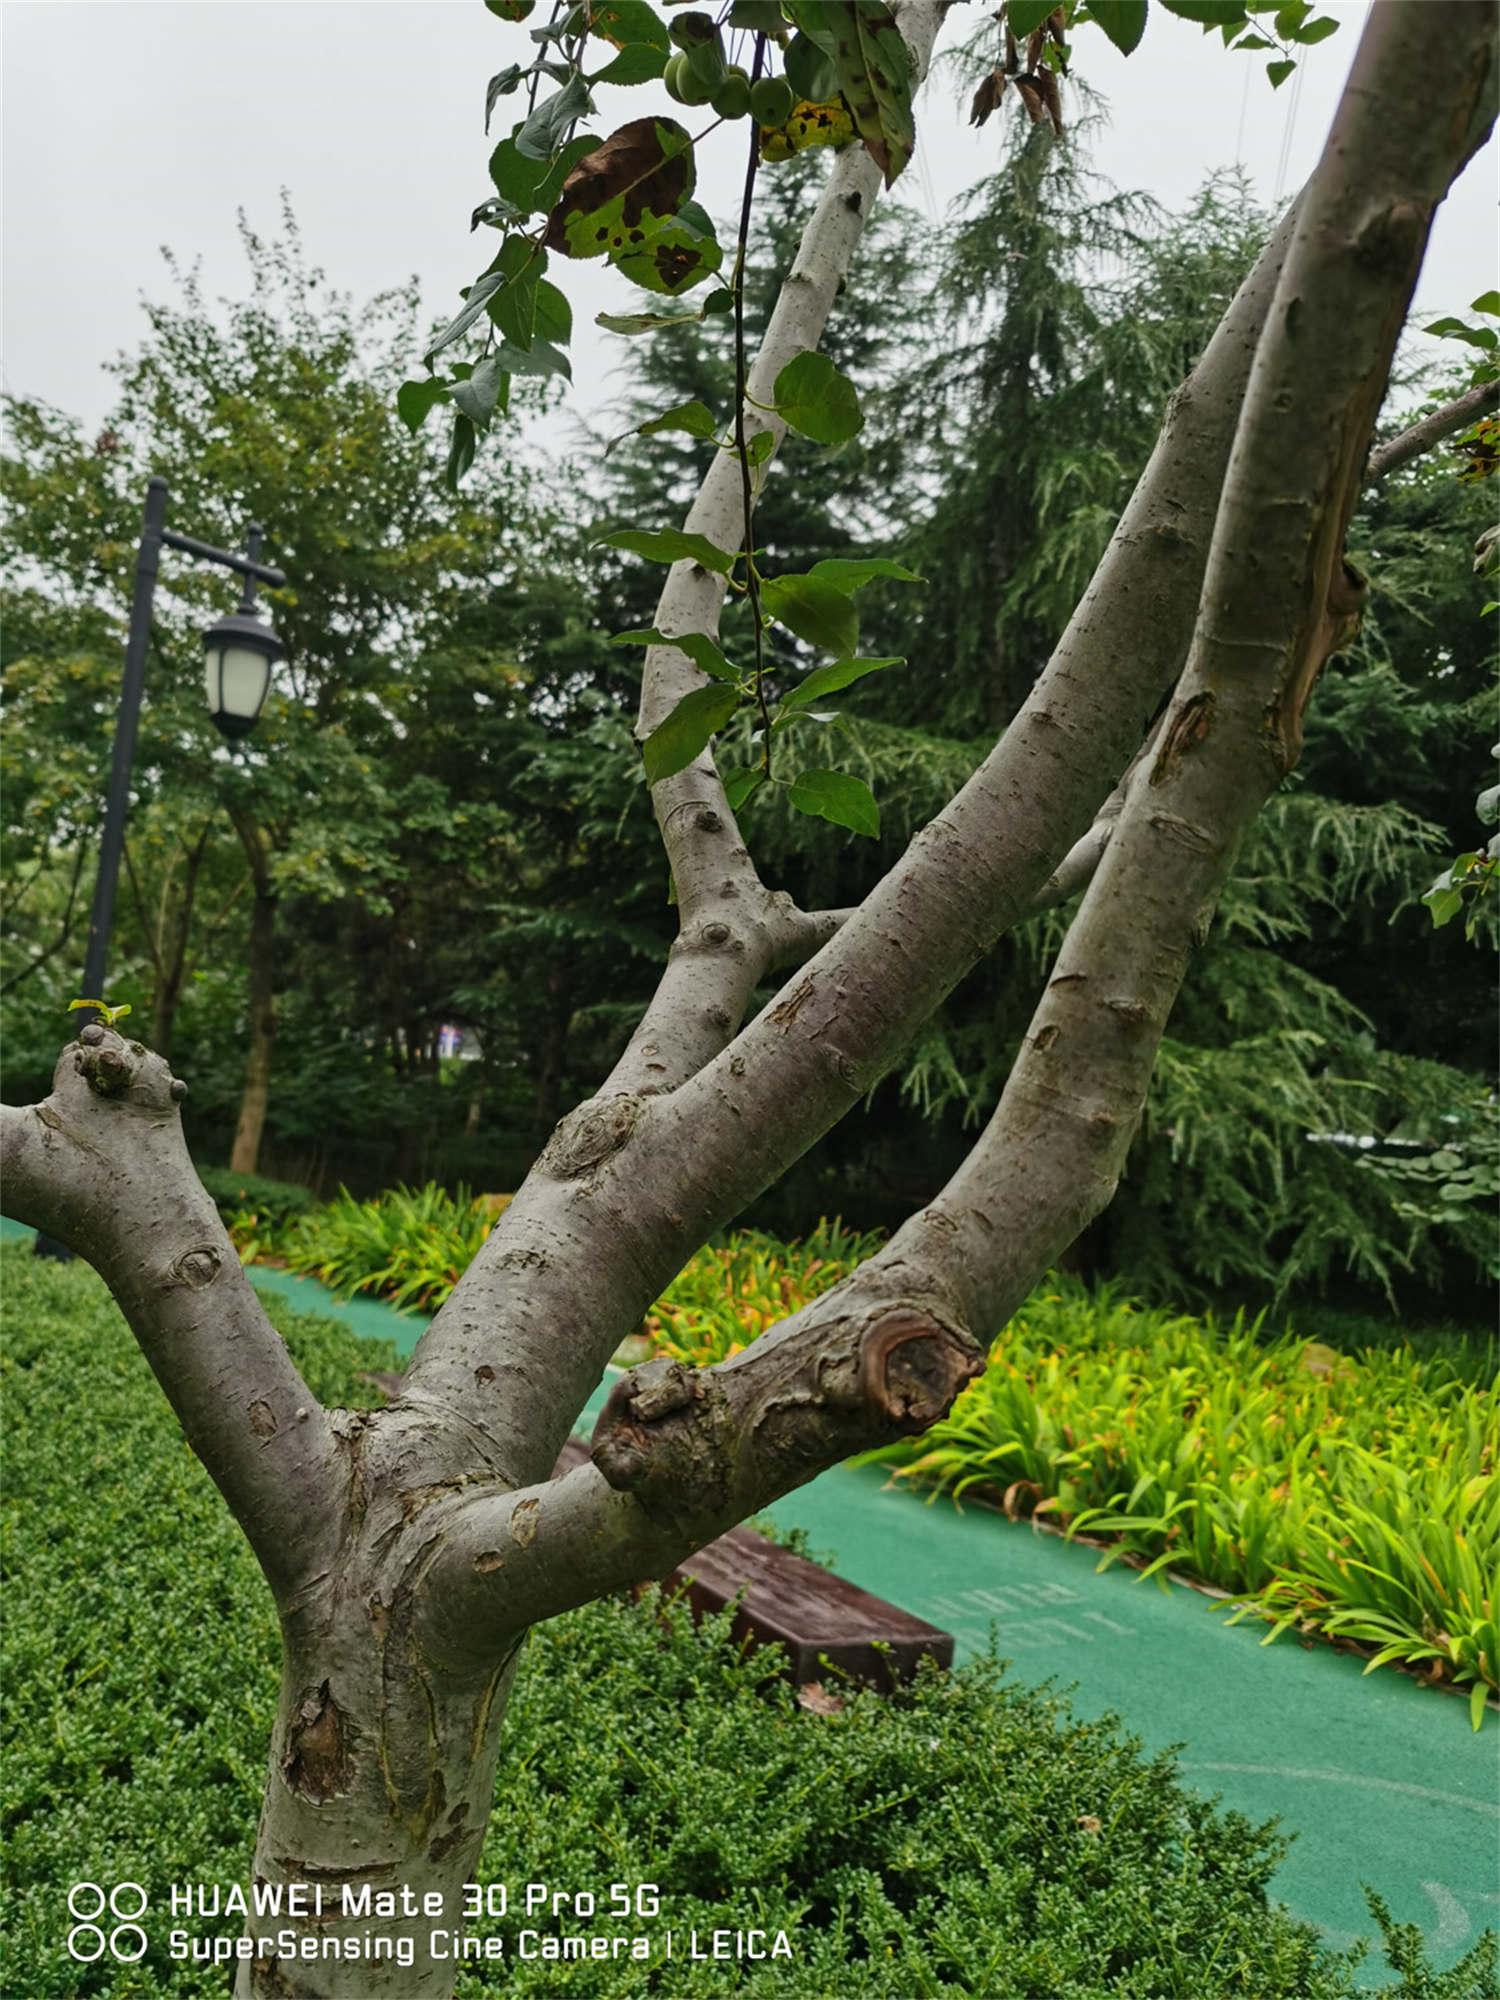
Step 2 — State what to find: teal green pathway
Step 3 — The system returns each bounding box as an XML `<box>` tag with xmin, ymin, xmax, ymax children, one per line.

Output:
<box><xmin>7</xmin><ymin>1223</ymin><xmax>1495</xmax><ymax>1981</ymax></box>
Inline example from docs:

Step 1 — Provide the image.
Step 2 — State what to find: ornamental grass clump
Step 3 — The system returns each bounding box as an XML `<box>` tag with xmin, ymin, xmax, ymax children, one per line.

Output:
<box><xmin>647</xmin><ymin>1219</ymin><xmax>885</xmax><ymax>1365</ymax></box>
<box><xmin>864</xmin><ymin>1282</ymin><xmax>1497</xmax><ymax>1725</ymax></box>
<box><xmin>265</xmin><ymin>1182</ymin><xmax>508</xmax><ymax>1313</ymax></box>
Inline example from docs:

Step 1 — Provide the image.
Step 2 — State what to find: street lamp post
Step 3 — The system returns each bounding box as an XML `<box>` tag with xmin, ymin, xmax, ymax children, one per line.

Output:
<box><xmin>32</xmin><ymin>480</ymin><xmax>287</xmax><ymax>1263</ymax></box>
<box><xmin>79</xmin><ymin>475</ymin><xmax>286</xmax><ymax>1011</ymax></box>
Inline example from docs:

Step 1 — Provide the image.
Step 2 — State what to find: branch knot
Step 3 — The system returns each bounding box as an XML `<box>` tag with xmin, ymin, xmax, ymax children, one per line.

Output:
<box><xmin>537</xmin><ymin>1093</ymin><xmax>645</xmax><ymax>1182</ymax></box>
<box><xmin>857</xmin><ymin>1310</ymin><xmax>986</xmax><ymax>1435</ymax></box>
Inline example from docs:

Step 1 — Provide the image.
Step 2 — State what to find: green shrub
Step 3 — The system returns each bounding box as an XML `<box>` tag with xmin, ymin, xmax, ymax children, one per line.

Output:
<box><xmin>196</xmin><ymin>1166</ymin><xmax>315</xmax><ymax>1238</ymax></box>
<box><xmin>8</xmin><ymin>1247</ymin><xmax>1487</xmax><ymax>1997</ymax></box>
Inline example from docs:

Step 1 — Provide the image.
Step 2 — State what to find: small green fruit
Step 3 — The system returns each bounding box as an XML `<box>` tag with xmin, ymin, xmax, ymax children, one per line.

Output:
<box><xmin>750</xmin><ymin>76</ymin><xmax>795</xmax><ymax>127</ymax></box>
<box><xmin>677</xmin><ymin>60</ymin><xmax>717</xmax><ymax>106</ymax></box>
<box><xmin>664</xmin><ymin>50</ymin><xmax>691</xmax><ymax>102</ymax></box>
<box><xmin>711</xmin><ymin>68</ymin><xmax>752</xmax><ymax>119</ymax></box>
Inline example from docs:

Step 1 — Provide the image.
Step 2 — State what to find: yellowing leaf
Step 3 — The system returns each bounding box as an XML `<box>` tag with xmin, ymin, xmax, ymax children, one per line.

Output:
<box><xmin>759</xmin><ymin>97</ymin><xmax>856</xmax><ymax>162</ymax></box>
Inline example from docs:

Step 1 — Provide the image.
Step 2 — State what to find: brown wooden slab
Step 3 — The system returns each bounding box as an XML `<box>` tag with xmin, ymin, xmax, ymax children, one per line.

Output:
<box><xmin>552</xmin><ymin>1433</ymin><xmax>952</xmax><ymax>1691</ymax></box>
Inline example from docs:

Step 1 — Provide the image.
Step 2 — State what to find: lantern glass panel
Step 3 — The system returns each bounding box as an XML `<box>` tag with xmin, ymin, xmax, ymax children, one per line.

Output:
<box><xmin>205</xmin><ymin>639</ymin><xmax>275</xmax><ymax>734</ymax></box>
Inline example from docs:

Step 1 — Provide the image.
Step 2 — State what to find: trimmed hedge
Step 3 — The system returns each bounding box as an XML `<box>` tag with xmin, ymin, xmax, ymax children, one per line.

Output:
<box><xmin>2</xmin><ymin>1249</ymin><xmax>1491</xmax><ymax>1998</ymax></box>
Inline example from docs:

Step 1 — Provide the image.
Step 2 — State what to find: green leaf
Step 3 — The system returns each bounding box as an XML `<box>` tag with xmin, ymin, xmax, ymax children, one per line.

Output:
<box><xmin>1266</xmin><ymin>57</ymin><xmax>1295</xmax><ymax>86</ymax></box>
<box><xmin>396</xmin><ymin>378</ymin><xmax>451</xmax><ymax>434</ymax></box>
<box><xmin>783</xmin><ymin>2</ymin><xmax>840</xmax><ymax>56</ymax></box>
<box><xmin>489</xmin><ymin>132</ymin><xmax>599</xmax><ymax>214</ymax></box>
<box><xmin>485</xmin><ymin>66</ymin><xmax>527</xmax><ymax>134</ymax></box>
<box><xmin>515</xmin><ymin>73</ymin><xmax>594</xmax><ymax>161</ymax></box>
<box><xmin>595</xmin><ymin>283</ymin><xmax>734</xmax><ymax>337</ymax></box>
<box><xmin>1471</xmin><ymin>291</ymin><xmax>1500</xmax><ymax>316</ymax></box>
<box><xmin>828</xmin><ymin>0</ymin><xmax>915</xmax><ymax>187</ymax></box>
<box><xmin>642</xmin><ymin>683</ymin><xmax>741</xmax><ymax>783</ymax></box>
<box><xmin>748</xmin><ymin>429</ymin><xmax>776</xmax><ymax>467</ymax></box>
<box><xmin>638</xmin><ymin>400</ymin><xmax>719</xmax><ymax>441</ymax></box>
<box><xmin>589</xmin><ymin>0</ymin><xmax>671</xmax><ymax>51</ymax></box>
<box><xmin>488</xmin><ymin>235</ymin><xmax>545</xmax><ymax>349</ymax></box>
<box><xmin>1422</xmin><ymin>884</ymin><xmax>1465</xmax><ymax>929</ymax></box>
<box><xmin>787</xmin><ymin>768</ymin><xmax>880</xmax><ymax>837</ymax></box>
<box><xmin>807</xmin><ymin>556</ymin><xmax>923</xmax><ymax>592</ymax></box>
<box><xmin>612</xmin><ymin>626</ymin><xmax>737</xmax><ymax>681</ymax></box>
<box><xmin>496</xmin><ymin>336</ymin><xmax>570</xmax><ymax>381</ymax></box>
<box><xmin>779</xmin><ymin>655</ymin><xmax>902</xmax><ymax>713</ymax></box>
<box><xmin>759</xmin><ymin>574</ymin><xmax>859</xmax><ymax>655</ymax></box>
<box><xmin>485</xmin><ymin>0</ymin><xmax>536</xmax><ymax>18</ymax></box>
<box><xmin>601</xmin><ymin>527</ymin><xmax>737</xmax><ymax>574</ymax></box>
<box><xmin>445</xmin><ymin>413</ymin><xmax>478</xmax><ymax>492</ymax></box>
<box><xmin>450</xmin><ymin>356</ymin><xmax>508</xmax><ymax>429</ymax></box>
<box><xmin>729</xmin><ymin>0</ymin><xmax>783</xmax><ymax>27</ymax></box>
<box><xmin>426</xmin><ymin>272</ymin><xmax>509</xmax><ymax>363</ymax></box>
<box><xmin>773</xmin><ymin>350</ymin><xmax>863</xmax><ymax>444</ymax></box>
<box><xmin>592</xmin><ymin>42</ymin><xmax>669</xmax><ymax>83</ymax></box>
<box><xmin>784</xmin><ymin>31</ymin><xmax>839</xmax><ymax>103</ymax></box>
<box><xmin>1160</xmin><ymin>0</ymin><xmax>1246</xmax><ymax>22</ymax></box>
<box><xmin>533</xmin><ymin>277</ymin><xmax>573</xmax><ymax>344</ymax></box>
<box><xmin>1425</xmin><ymin>318</ymin><xmax>1498</xmax><ymax>351</ymax></box>
<box><xmin>1087</xmin><ymin>1</ymin><xmax>1148</xmax><ymax>54</ymax></box>
<box><xmin>1294</xmin><ymin>15</ymin><xmax>1340</xmax><ymax>42</ymax></box>
<box><xmin>1006</xmin><ymin>0</ymin><xmax>1060</xmax><ymax>33</ymax></box>
<box><xmin>722</xmin><ymin>766</ymin><xmax>765</xmax><ymax>811</ymax></box>
<box><xmin>598</xmin><ymin>308</ymin><xmax>697</xmax><ymax>335</ymax></box>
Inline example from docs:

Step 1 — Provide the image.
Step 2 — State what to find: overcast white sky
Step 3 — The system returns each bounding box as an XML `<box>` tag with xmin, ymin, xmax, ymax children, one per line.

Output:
<box><xmin>1</xmin><ymin>1</ymin><xmax>1495</xmax><ymax>447</ymax></box>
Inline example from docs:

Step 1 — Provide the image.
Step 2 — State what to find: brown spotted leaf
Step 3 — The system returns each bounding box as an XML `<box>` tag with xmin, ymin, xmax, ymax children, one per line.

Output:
<box><xmin>545</xmin><ymin>116</ymin><xmax>695</xmax><ymax>257</ymax></box>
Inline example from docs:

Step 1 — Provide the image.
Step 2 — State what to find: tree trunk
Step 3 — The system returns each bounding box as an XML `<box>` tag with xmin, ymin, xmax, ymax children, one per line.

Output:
<box><xmin>230</xmin><ymin>886</ymin><xmax>277</xmax><ymax>1175</ymax></box>
<box><xmin>233</xmin><ymin>1594</ymin><xmax>521</xmax><ymax>2000</ymax></box>
<box><xmin>150</xmin><ymin>823</ymin><xmax>212</xmax><ymax>1060</ymax></box>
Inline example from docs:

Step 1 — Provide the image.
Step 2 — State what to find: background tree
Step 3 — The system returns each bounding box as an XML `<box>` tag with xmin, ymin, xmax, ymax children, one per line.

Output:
<box><xmin>2</xmin><ymin>208</ymin><xmax>541</xmax><ymax>1173</ymax></box>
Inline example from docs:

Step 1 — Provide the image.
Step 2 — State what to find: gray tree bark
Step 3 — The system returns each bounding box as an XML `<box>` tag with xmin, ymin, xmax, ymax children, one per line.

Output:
<box><xmin>0</xmin><ymin>6</ymin><xmax>1492</xmax><ymax>1994</ymax></box>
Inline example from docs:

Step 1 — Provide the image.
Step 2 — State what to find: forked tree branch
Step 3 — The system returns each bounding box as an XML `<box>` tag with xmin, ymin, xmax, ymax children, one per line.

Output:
<box><xmin>402</xmin><ymin>172</ymin><xmax>1301</xmax><ymax>1513</ymax></box>
<box><xmin>420</xmin><ymin>0</ymin><xmax>1497</xmax><ymax>1649</ymax></box>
